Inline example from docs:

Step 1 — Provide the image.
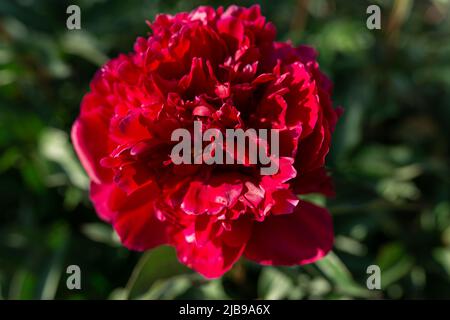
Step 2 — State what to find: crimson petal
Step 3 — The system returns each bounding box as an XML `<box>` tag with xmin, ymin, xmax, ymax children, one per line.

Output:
<box><xmin>244</xmin><ymin>200</ymin><xmax>333</xmax><ymax>265</ymax></box>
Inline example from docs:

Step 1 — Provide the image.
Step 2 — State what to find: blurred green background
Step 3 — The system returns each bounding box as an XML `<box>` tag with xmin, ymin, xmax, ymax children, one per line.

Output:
<box><xmin>0</xmin><ymin>0</ymin><xmax>449</xmax><ymax>299</ymax></box>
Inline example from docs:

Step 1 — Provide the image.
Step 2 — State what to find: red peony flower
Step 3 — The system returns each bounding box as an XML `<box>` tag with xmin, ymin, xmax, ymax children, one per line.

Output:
<box><xmin>72</xmin><ymin>5</ymin><xmax>342</xmax><ymax>278</ymax></box>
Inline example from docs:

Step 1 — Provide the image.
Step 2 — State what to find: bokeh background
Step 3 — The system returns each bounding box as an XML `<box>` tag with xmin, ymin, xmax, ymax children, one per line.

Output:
<box><xmin>0</xmin><ymin>0</ymin><xmax>449</xmax><ymax>299</ymax></box>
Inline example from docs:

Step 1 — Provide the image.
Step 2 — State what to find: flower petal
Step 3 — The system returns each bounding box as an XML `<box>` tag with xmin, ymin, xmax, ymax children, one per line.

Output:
<box><xmin>244</xmin><ymin>200</ymin><xmax>333</xmax><ymax>265</ymax></box>
<box><xmin>113</xmin><ymin>182</ymin><xmax>168</xmax><ymax>251</ymax></box>
<box><xmin>90</xmin><ymin>182</ymin><xmax>119</xmax><ymax>222</ymax></box>
<box><xmin>181</xmin><ymin>173</ymin><xmax>244</xmax><ymax>215</ymax></box>
<box><xmin>71</xmin><ymin>110</ymin><xmax>111</xmax><ymax>184</ymax></box>
<box><xmin>171</xmin><ymin>217</ymin><xmax>252</xmax><ymax>278</ymax></box>
<box><xmin>91</xmin><ymin>181</ymin><xmax>167</xmax><ymax>251</ymax></box>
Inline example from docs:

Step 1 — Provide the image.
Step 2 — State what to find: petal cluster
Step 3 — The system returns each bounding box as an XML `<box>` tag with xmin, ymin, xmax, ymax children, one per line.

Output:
<box><xmin>72</xmin><ymin>5</ymin><xmax>341</xmax><ymax>278</ymax></box>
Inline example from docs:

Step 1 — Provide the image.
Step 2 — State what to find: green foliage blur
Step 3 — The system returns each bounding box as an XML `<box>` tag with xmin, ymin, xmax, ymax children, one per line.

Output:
<box><xmin>0</xmin><ymin>0</ymin><xmax>449</xmax><ymax>300</ymax></box>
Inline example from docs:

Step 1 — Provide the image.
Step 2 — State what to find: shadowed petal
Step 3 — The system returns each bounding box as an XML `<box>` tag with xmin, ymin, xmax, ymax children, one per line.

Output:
<box><xmin>244</xmin><ymin>200</ymin><xmax>333</xmax><ymax>265</ymax></box>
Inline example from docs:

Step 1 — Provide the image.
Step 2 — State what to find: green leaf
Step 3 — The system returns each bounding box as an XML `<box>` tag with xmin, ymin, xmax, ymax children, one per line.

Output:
<box><xmin>258</xmin><ymin>267</ymin><xmax>294</xmax><ymax>300</ymax></box>
<box><xmin>39</xmin><ymin>128</ymin><xmax>89</xmax><ymax>190</ymax></box>
<box><xmin>124</xmin><ymin>246</ymin><xmax>190</xmax><ymax>299</ymax></box>
<box><xmin>81</xmin><ymin>223</ymin><xmax>119</xmax><ymax>247</ymax></box>
<box><xmin>198</xmin><ymin>279</ymin><xmax>230</xmax><ymax>300</ymax></box>
<box><xmin>299</xmin><ymin>194</ymin><xmax>327</xmax><ymax>207</ymax></box>
<box><xmin>433</xmin><ymin>248</ymin><xmax>450</xmax><ymax>277</ymax></box>
<box><xmin>315</xmin><ymin>251</ymin><xmax>374</xmax><ymax>298</ymax></box>
<box><xmin>136</xmin><ymin>275</ymin><xmax>192</xmax><ymax>300</ymax></box>
<box><xmin>376</xmin><ymin>243</ymin><xmax>414</xmax><ymax>288</ymax></box>
<box><xmin>60</xmin><ymin>31</ymin><xmax>108</xmax><ymax>66</ymax></box>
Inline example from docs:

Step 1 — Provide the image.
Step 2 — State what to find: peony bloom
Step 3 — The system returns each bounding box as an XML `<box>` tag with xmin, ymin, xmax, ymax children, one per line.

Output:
<box><xmin>72</xmin><ymin>5</ymin><xmax>341</xmax><ymax>278</ymax></box>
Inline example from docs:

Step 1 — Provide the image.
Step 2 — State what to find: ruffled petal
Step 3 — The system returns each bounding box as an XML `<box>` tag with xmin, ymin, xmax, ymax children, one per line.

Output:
<box><xmin>171</xmin><ymin>217</ymin><xmax>252</xmax><ymax>278</ymax></box>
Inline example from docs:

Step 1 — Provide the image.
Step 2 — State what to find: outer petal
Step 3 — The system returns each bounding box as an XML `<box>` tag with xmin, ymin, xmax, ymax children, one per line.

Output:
<box><xmin>90</xmin><ymin>181</ymin><xmax>168</xmax><ymax>251</ymax></box>
<box><xmin>114</xmin><ymin>203</ymin><xmax>167</xmax><ymax>251</ymax></box>
<box><xmin>293</xmin><ymin>167</ymin><xmax>335</xmax><ymax>197</ymax></box>
<box><xmin>171</xmin><ymin>217</ymin><xmax>252</xmax><ymax>278</ymax></box>
<box><xmin>71</xmin><ymin>113</ymin><xmax>111</xmax><ymax>184</ymax></box>
<box><xmin>90</xmin><ymin>182</ymin><xmax>118</xmax><ymax>222</ymax></box>
<box><xmin>244</xmin><ymin>200</ymin><xmax>333</xmax><ymax>265</ymax></box>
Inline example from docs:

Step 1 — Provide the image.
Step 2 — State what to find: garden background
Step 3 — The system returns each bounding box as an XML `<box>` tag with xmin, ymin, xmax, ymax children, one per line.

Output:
<box><xmin>0</xmin><ymin>0</ymin><xmax>449</xmax><ymax>299</ymax></box>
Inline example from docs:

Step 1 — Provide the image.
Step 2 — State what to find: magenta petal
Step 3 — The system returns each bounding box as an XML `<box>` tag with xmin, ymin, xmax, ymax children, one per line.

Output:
<box><xmin>114</xmin><ymin>202</ymin><xmax>167</xmax><ymax>251</ymax></box>
<box><xmin>174</xmin><ymin>237</ymin><xmax>244</xmax><ymax>278</ymax></box>
<box><xmin>113</xmin><ymin>183</ymin><xmax>167</xmax><ymax>251</ymax></box>
<box><xmin>181</xmin><ymin>173</ymin><xmax>244</xmax><ymax>215</ymax></box>
<box><xmin>91</xmin><ymin>181</ymin><xmax>167</xmax><ymax>251</ymax></box>
<box><xmin>217</xmin><ymin>16</ymin><xmax>244</xmax><ymax>45</ymax></box>
<box><xmin>71</xmin><ymin>115</ymin><xmax>111</xmax><ymax>184</ymax></box>
<box><xmin>270</xmin><ymin>189</ymin><xmax>299</xmax><ymax>215</ymax></box>
<box><xmin>90</xmin><ymin>182</ymin><xmax>118</xmax><ymax>222</ymax></box>
<box><xmin>244</xmin><ymin>200</ymin><xmax>333</xmax><ymax>265</ymax></box>
<box><xmin>293</xmin><ymin>167</ymin><xmax>336</xmax><ymax>197</ymax></box>
<box><xmin>172</xmin><ymin>218</ymin><xmax>252</xmax><ymax>278</ymax></box>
